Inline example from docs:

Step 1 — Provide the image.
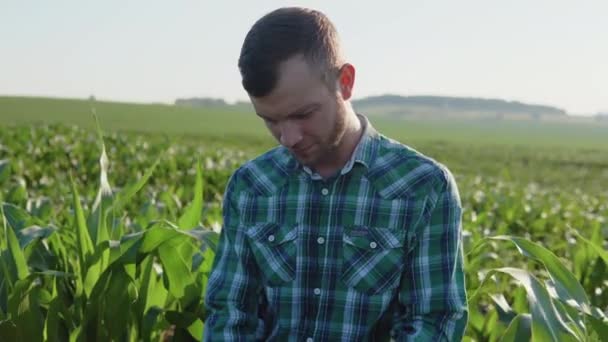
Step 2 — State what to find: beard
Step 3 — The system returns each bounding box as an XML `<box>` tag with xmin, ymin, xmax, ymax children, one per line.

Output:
<box><xmin>310</xmin><ymin>103</ymin><xmax>348</xmax><ymax>168</ymax></box>
<box><xmin>328</xmin><ymin>103</ymin><xmax>347</xmax><ymax>148</ymax></box>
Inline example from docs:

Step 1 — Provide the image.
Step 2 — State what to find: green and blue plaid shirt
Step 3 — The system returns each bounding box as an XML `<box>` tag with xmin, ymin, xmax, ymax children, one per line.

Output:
<box><xmin>204</xmin><ymin>115</ymin><xmax>468</xmax><ymax>341</ymax></box>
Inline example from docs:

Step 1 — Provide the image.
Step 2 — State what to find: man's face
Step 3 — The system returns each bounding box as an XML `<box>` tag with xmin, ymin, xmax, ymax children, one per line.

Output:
<box><xmin>250</xmin><ymin>55</ymin><xmax>348</xmax><ymax>169</ymax></box>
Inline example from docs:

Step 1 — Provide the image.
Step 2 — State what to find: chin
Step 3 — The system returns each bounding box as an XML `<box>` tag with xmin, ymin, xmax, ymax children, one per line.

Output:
<box><xmin>294</xmin><ymin>153</ymin><xmax>319</xmax><ymax>168</ymax></box>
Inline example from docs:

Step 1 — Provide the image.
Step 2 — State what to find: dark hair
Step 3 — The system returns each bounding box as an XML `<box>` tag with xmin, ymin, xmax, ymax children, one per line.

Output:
<box><xmin>238</xmin><ymin>7</ymin><xmax>344</xmax><ymax>97</ymax></box>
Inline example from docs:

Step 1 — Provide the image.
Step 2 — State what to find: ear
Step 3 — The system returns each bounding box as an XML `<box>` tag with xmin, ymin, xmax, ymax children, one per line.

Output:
<box><xmin>337</xmin><ymin>63</ymin><xmax>355</xmax><ymax>100</ymax></box>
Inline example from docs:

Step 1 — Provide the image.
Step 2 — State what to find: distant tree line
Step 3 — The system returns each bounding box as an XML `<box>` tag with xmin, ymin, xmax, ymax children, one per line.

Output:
<box><xmin>352</xmin><ymin>95</ymin><xmax>567</xmax><ymax>117</ymax></box>
<box><xmin>174</xmin><ymin>97</ymin><xmax>228</xmax><ymax>107</ymax></box>
<box><xmin>174</xmin><ymin>95</ymin><xmax>578</xmax><ymax>120</ymax></box>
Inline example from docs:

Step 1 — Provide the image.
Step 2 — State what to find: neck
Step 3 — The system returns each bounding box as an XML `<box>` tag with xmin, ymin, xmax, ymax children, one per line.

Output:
<box><xmin>315</xmin><ymin>110</ymin><xmax>363</xmax><ymax>179</ymax></box>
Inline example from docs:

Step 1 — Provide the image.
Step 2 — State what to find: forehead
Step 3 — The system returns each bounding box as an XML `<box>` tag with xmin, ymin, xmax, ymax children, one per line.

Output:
<box><xmin>251</xmin><ymin>55</ymin><xmax>330</xmax><ymax>118</ymax></box>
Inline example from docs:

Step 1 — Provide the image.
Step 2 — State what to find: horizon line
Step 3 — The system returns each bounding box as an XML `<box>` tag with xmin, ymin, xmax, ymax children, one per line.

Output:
<box><xmin>1</xmin><ymin>92</ymin><xmax>605</xmax><ymax>117</ymax></box>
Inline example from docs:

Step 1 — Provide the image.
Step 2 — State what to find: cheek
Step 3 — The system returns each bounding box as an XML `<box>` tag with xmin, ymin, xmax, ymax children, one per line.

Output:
<box><xmin>305</xmin><ymin>111</ymin><xmax>331</xmax><ymax>137</ymax></box>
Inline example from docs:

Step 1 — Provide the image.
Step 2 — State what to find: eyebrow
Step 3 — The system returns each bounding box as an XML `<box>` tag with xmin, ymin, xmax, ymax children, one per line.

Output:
<box><xmin>256</xmin><ymin>103</ymin><xmax>319</xmax><ymax>121</ymax></box>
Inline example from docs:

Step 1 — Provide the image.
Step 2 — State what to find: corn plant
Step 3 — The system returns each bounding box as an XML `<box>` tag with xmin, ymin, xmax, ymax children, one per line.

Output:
<box><xmin>465</xmin><ymin>235</ymin><xmax>608</xmax><ymax>341</ymax></box>
<box><xmin>0</xmin><ymin>121</ymin><xmax>219</xmax><ymax>341</ymax></box>
<box><xmin>0</xmin><ymin>120</ymin><xmax>607</xmax><ymax>341</ymax></box>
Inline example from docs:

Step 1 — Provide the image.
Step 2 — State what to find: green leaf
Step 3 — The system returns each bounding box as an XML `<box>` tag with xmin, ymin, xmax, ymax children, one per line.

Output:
<box><xmin>7</xmin><ymin>277</ymin><xmax>44</xmax><ymax>342</ymax></box>
<box><xmin>69</xmin><ymin>173</ymin><xmax>94</xmax><ymax>283</ymax></box>
<box><xmin>136</xmin><ymin>256</ymin><xmax>154</xmax><ymax>316</ymax></box>
<box><xmin>199</xmin><ymin>247</ymin><xmax>216</xmax><ymax>277</ymax></box>
<box><xmin>50</xmin><ymin>277</ymin><xmax>76</xmax><ymax>340</ymax></box>
<box><xmin>83</xmin><ymin>240</ymin><xmax>112</xmax><ymax>298</ymax></box>
<box><xmin>571</xmin><ymin>230</ymin><xmax>608</xmax><ymax>265</ymax></box>
<box><xmin>178</xmin><ymin>161</ymin><xmax>203</xmax><ymax>230</ymax></box>
<box><xmin>23</xmin><ymin>238</ymin><xmax>55</xmax><ymax>273</ymax></box>
<box><xmin>187</xmin><ymin>319</ymin><xmax>204</xmax><ymax>341</ymax></box>
<box><xmin>103</xmin><ymin>267</ymin><xmax>137</xmax><ymax>339</ymax></box>
<box><xmin>500</xmin><ymin>313</ymin><xmax>532</xmax><ymax>342</ymax></box>
<box><xmin>69</xmin><ymin>325</ymin><xmax>82</xmax><ymax>342</ymax></box>
<box><xmin>4</xmin><ymin>213</ymin><xmax>29</xmax><ymax>281</ymax></box>
<box><xmin>0</xmin><ymin>319</ymin><xmax>17</xmax><ymax>341</ymax></box>
<box><xmin>142</xmin><ymin>306</ymin><xmax>164</xmax><ymax>342</ymax></box>
<box><xmin>467</xmin><ymin>303</ymin><xmax>486</xmax><ymax>333</ymax></box>
<box><xmin>490</xmin><ymin>293</ymin><xmax>517</xmax><ymax>325</ymax></box>
<box><xmin>88</xmin><ymin>114</ymin><xmax>112</xmax><ymax>251</ymax></box>
<box><xmin>490</xmin><ymin>236</ymin><xmax>591</xmax><ymax>315</ymax></box>
<box><xmin>0</xmin><ymin>278</ymin><xmax>7</xmax><ymax>317</ymax></box>
<box><xmin>109</xmin><ymin>232</ymin><xmax>143</xmax><ymax>264</ymax></box>
<box><xmin>157</xmin><ymin>235</ymin><xmax>196</xmax><ymax>299</ymax></box>
<box><xmin>186</xmin><ymin>228</ymin><xmax>220</xmax><ymax>253</ymax></box>
<box><xmin>0</xmin><ymin>159</ymin><xmax>10</xmax><ymax>183</ymax></box>
<box><xmin>136</xmin><ymin>255</ymin><xmax>167</xmax><ymax>317</ymax></box>
<box><xmin>84</xmin><ymin>233</ymin><xmax>144</xmax><ymax>297</ymax></box>
<box><xmin>17</xmin><ymin>225</ymin><xmax>57</xmax><ymax>249</ymax></box>
<box><xmin>2</xmin><ymin>203</ymin><xmax>32</xmax><ymax>232</ymax></box>
<box><xmin>545</xmin><ymin>280</ymin><xmax>587</xmax><ymax>336</ymax></box>
<box><xmin>488</xmin><ymin>267</ymin><xmax>581</xmax><ymax>342</ymax></box>
<box><xmin>139</xmin><ymin>225</ymin><xmax>185</xmax><ymax>254</ymax></box>
<box><xmin>165</xmin><ymin>310</ymin><xmax>198</xmax><ymax>328</ymax></box>
<box><xmin>84</xmin><ymin>265</ymin><xmax>136</xmax><ymax>341</ymax></box>
<box><xmin>108</xmin><ymin>156</ymin><xmax>161</xmax><ymax>216</ymax></box>
<box><xmin>587</xmin><ymin>314</ymin><xmax>608</xmax><ymax>342</ymax></box>
<box><xmin>6</xmin><ymin>182</ymin><xmax>27</xmax><ymax>206</ymax></box>
<box><xmin>45</xmin><ymin>281</ymin><xmax>61</xmax><ymax>342</ymax></box>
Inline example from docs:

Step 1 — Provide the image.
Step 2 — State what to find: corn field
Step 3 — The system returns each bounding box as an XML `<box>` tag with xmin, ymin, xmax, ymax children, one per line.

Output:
<box><xmin>0</xmin><ymin>122</ymin><xmax>607</xmax><ymax>341</ymax></box>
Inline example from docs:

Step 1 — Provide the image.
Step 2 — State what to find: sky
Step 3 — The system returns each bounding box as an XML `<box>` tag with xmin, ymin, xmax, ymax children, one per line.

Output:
<box><xmin>1</xmin><ymin>0</ymin><xmax>606</xmax><ymax>115</ymax></box>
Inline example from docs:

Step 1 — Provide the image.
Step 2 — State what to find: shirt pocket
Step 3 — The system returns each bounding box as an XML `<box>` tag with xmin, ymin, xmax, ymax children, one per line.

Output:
<box><xmin>341</xmin><ymin>225</ymin><xmax>405</xmax><ymax>295</ymax></box>
<box><xmin>244</xmin><ymin>222</ymin><xmax>298</xmax><ymax>287</ymax></box>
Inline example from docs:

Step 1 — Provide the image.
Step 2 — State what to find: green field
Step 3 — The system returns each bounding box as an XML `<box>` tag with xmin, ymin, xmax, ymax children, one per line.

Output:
<box><xmin>2</xmin><ymin>96</ymin><xmax>608</xmax><ymax>148</ymax></box>
<box><xmin>1</xmin><ymin>96</ymin><xmax>607</xmax><ymax>341</ymax></box>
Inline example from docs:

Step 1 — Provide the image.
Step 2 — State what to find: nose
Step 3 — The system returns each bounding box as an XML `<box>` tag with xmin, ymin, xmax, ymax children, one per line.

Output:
<box><xmin>279</xmin><ymin>121</ymin><xmax>303</xmax><ymax>148</ymax></box>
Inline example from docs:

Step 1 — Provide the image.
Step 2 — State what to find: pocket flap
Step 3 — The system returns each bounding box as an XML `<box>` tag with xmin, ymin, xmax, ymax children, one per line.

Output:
<box><xmin>245</xmin><ymin>223</ymin><xmax>298</xmax><ymax>246</ymax></box>
<box><xmin>343</xmin><ymin>225</ymin><xmax>403</xmax><ymax>250</ymax></box>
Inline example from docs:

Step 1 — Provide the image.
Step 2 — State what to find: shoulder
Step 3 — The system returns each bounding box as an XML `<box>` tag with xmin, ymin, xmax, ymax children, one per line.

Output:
<box><xmin>367</xmin><ymin>134</ymin><xmax>457</xmax><ymax>200</ymax></box>
<box><xmin>225</xmin><ymin>145</ymin><xmax>294</xmax><ymax>197</ymax></box>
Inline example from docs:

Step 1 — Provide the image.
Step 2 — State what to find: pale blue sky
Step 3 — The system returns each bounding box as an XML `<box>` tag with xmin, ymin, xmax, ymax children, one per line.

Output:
<box><xmin>1</xmin><ymin>0</ymin><xmax>606</xmax><ymax>115</ymax></box>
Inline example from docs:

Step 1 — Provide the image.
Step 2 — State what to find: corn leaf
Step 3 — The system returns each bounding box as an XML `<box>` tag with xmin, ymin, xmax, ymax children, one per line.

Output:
<box><xmin>488</xmin><ymin>267</ymin><xmax>581</xmax><ymax>342</ymax></box>
<box><xmin>2</xmin><ymin>203</ymin><xmax>33</xmax><ymax>232</ymax></box>
<box><xmin>0</xmin><ymin>319</ymin><xmax>17</xmax><ymax>341</ymax></box>
<box><xmin>7</xmin><ymin>277</ymin><xmax>44</xmax><ymax>342</ymax></box>
<box><xmin>587</xmin><ymin>314</ymin><xmax>608</xmax><ymax>342</ymax></box>
<box><xmin>571</xmin><ymin>230</ymin><xmax>608</xmax><ymax>265</ymax></box>
<box><xmin>108</xmin><ymin>156</ymin><xmax>161</xmax><ymax>216</ymax></box>
<box><xmin>490</xmin><ymin>236</ymin><xmax>591</xmax><ymax>316</ymax></box>
<box><xmin>142</xmin><ymin>306</ymin><xmax>164</xmax><ymax>342</ymax></box>
<box><xmin>139</xmin><ymin>225</ymin><xmax>185</xmax><ymax>254</ymax></box>
<box><xmin>500</xmin><ymin>313</ymin><xmax>531</xmax><ymax>342</ymax></box>
<box><xmin>177</xmin><ymin>160</ymin><xmax>203</xmax><ymax>230</ymax></box>
<box><xmin>103</xmin><ymin>267</ymin><xmax>137</xmax><ymax>339</ymax></box>
<box><xmin>4</xmin><ymin>215</ymin><xmax>29</xmax><ymax>281</ymax></box>
<box><xmin>17</xmin><ymin>225</ymin><xmax>56</xmax><ymax>249</ymax></box>
<box><xmin>157</xmin><ymin>235</ymin><xmax>196</xmax><ymax>299</ymax></box>
<box><xmin>69</xmin><ymin>174</ymin><xmax>94</xmax><ymax>282</ymax></box>
<box><xmin>0</xmin><ymin>159</ymin><xmax>10</xmax><ymax>184</ymax></box>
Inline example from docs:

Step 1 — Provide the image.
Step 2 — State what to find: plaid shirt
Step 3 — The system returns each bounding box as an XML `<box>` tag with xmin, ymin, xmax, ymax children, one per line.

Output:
<box><xmin>204</xmin><ymin>115</ymin><xmax>468</xmax><ymax>341</ymax></box>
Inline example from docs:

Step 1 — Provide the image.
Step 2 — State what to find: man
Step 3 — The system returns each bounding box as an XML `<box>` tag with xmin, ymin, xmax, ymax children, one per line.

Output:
<box><xmin>204</xmin><ymin>7</ymin><xmax>468</xmax><ymax>341</ymax></box>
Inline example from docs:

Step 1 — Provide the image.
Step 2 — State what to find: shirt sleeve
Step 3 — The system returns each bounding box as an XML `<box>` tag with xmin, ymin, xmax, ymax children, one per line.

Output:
<box><xmin>393</xmin><ymin>167</ymin><xmax>469</xmax><ymax>341</ymax></box>
<box><xmin>203</xmin><ymin>172</ymin><xmax>262</xmax><ymax>341</ymax></box>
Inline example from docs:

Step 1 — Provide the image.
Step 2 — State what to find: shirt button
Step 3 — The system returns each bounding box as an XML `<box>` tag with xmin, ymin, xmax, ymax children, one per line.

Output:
<box><xmin>313</xmin><ymin>288</ymin><xmax>321</xmax><ymax>295</ymax></box>
<box><xmin>321</xmin><ymin>188</ymin><xmax>329</xmax><ymax>196</ymax></box>
<box><xmin>369</xmin><ymin>241</ymin><xmax>378</xmax><ymax>249</ymax></box>
<box><xmin>317</xmin><ymin>237</ymin><xmax>325</xmax><ymax>244</ymax></box>
<box><xmin>267</xmin><ymin>234</ymin><xmax>275</xmax><ymax>242</ymax></box>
